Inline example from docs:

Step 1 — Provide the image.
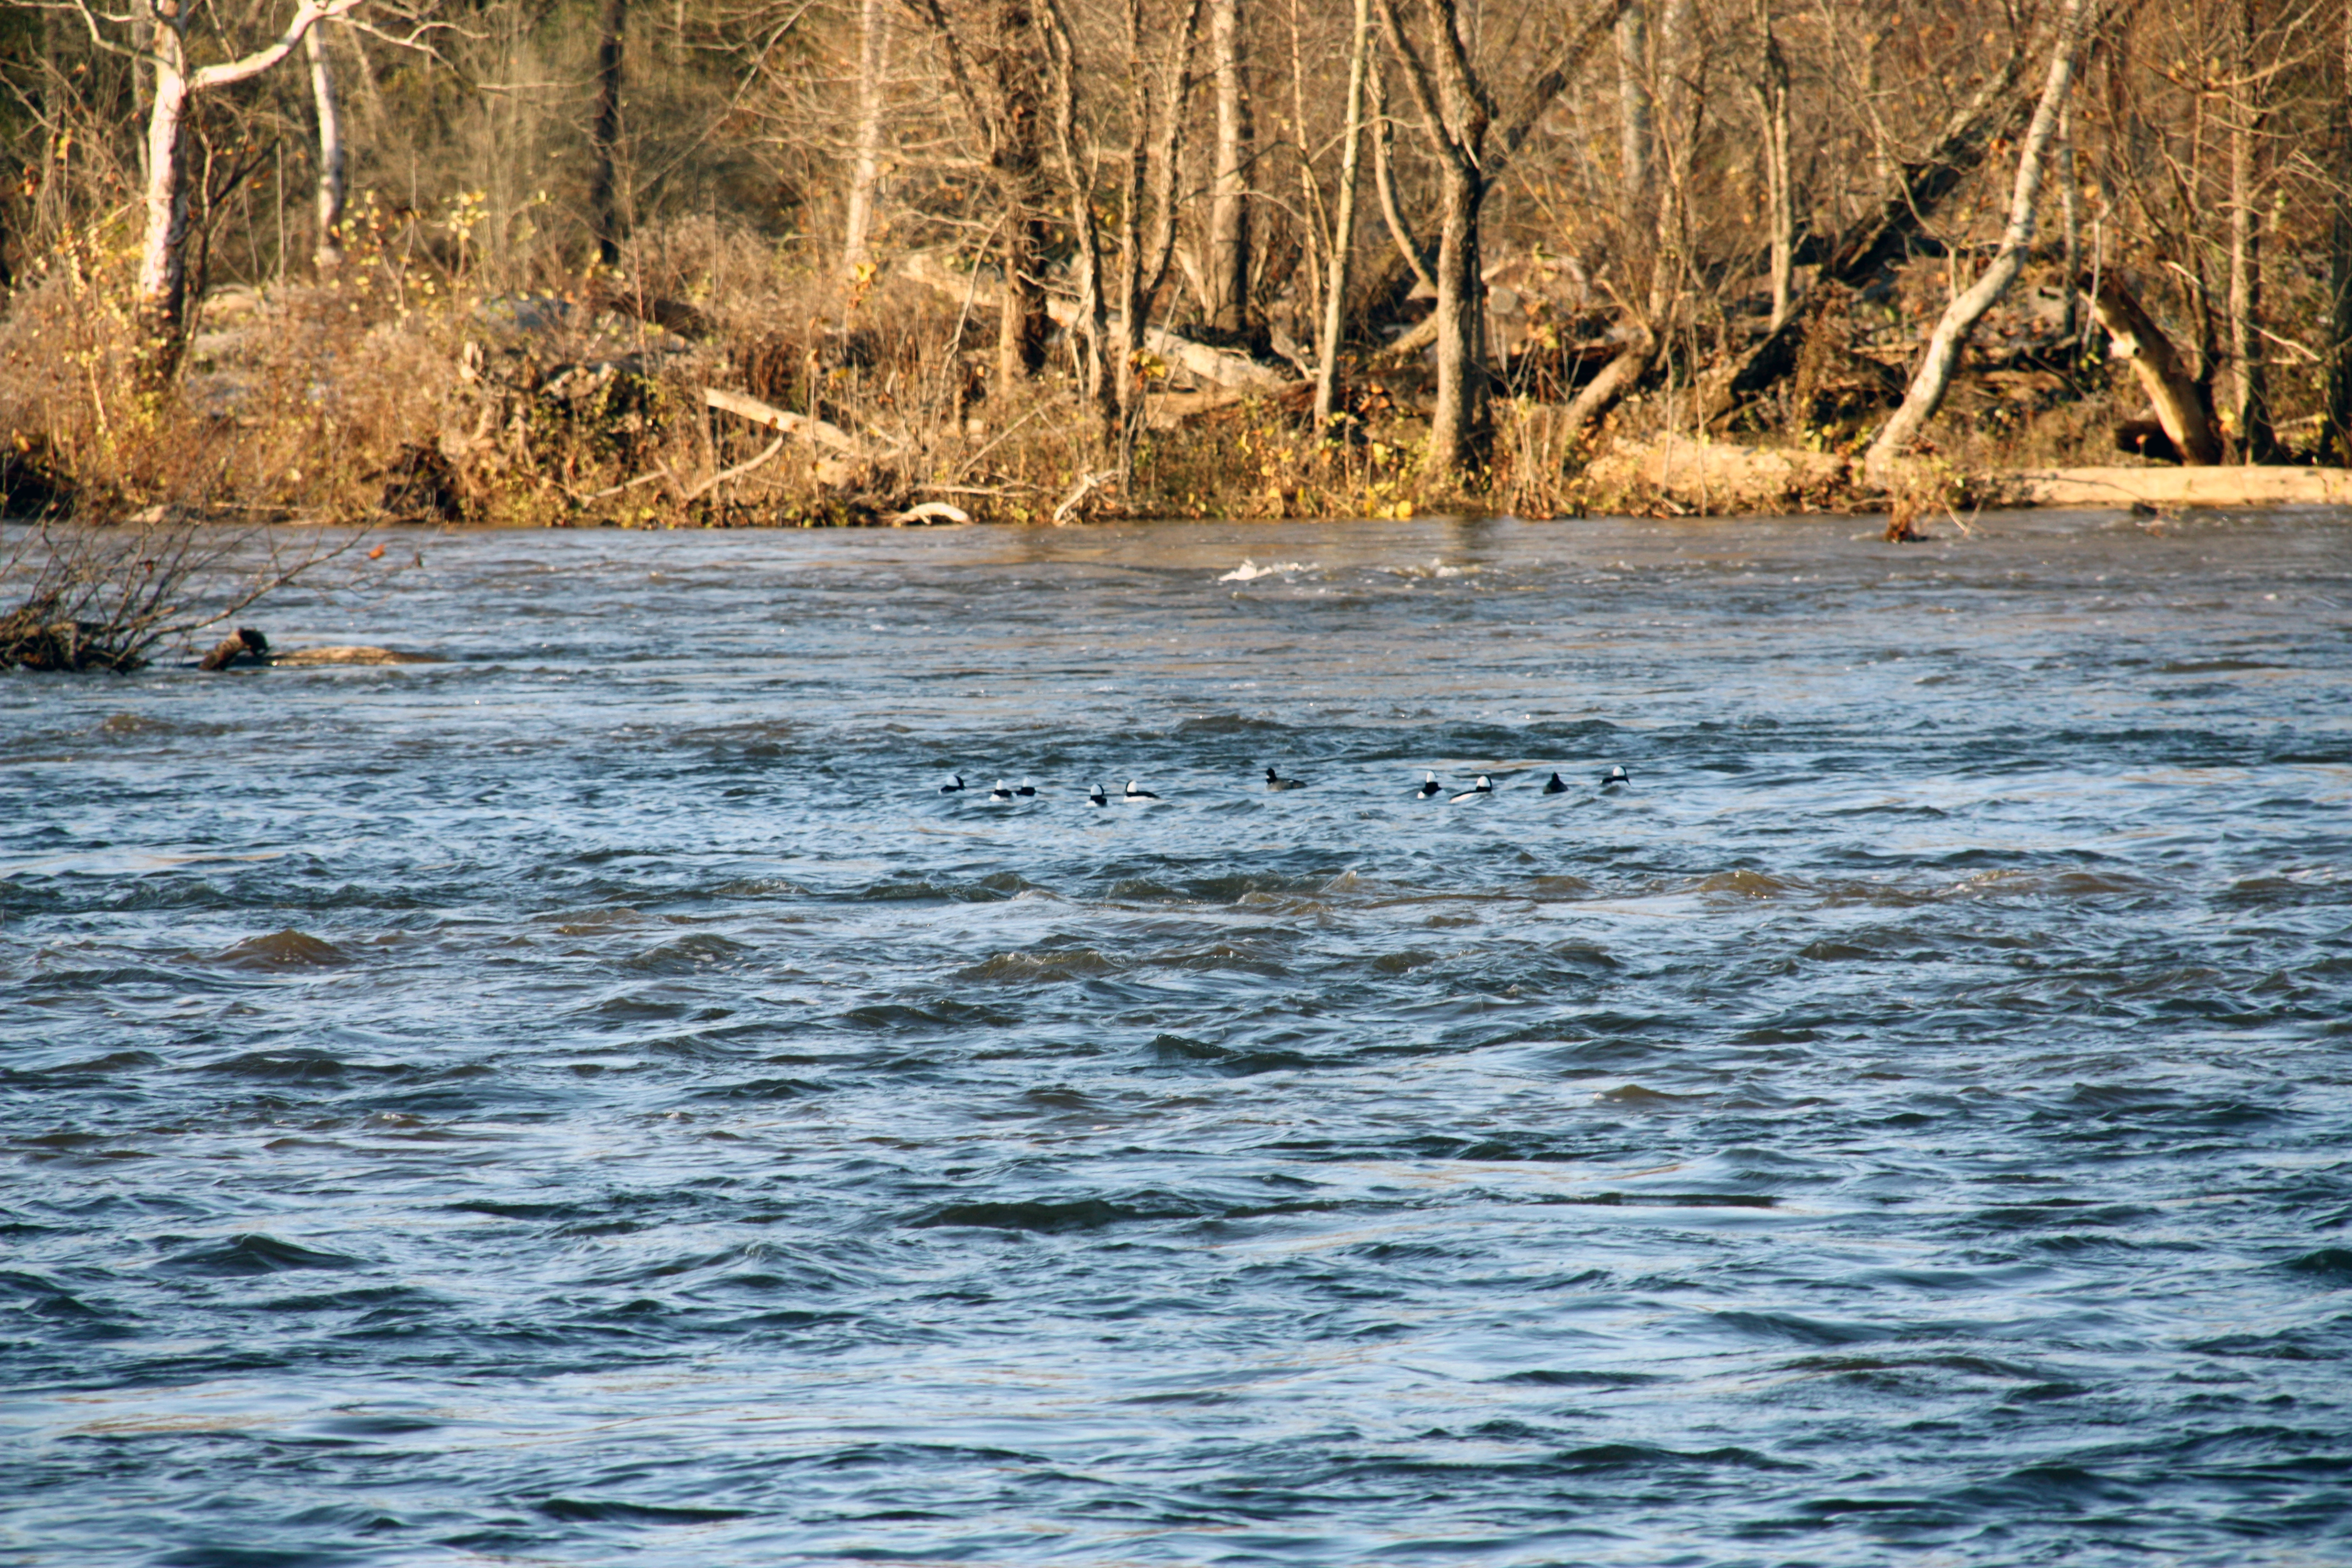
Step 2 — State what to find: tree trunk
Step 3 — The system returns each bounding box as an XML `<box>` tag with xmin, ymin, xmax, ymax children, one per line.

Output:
<box><xmin>1314</xmin><ymin>0</ymin><xmax>1371</xmax><ymax>428</ymax></box>
<box><xmin>843</xmin><ymin>0</ymin><xmax>891</xmax><ymax>268</ymax></box>
<box><xmin>1755</xmin><ymin>0</ymin><xmax>1794</xmax><ymax>330</ymax></box>
<box><xmin>1206</xmin><ymin>0</ymin><xmax>1251</xmax><ymax>334</ymax></box>
<box><xmin>306</xmin><ymin>23</ymin><xmax>346</xmax><ymax>271</ymax></box>
<box><xmin>1708</xmin><ymin>43</ymin><xmax>2034</xmax><ymax>424</ymax></box>
<box><xmin>2086</xmin><ymin>271</ymin><xmax>2222</xmax><ymax>465</ymax></box>
<box><xmin>1369</xmin><ymin>61</ymin><xmax>1437</xmax><ymax>296</ymax></box>
<box><xmin>992</xmin><ymin>0</ymin><xmax>1050</xmax><ymax>388</ymax></box>
<box><xmin>1109</xmin><ymin>0</ymin><xmax>1204</xmax><ymax>418</ymax></box>
<box><xmin>2326</xmin><ymin>0</ymin><xmax>2352</xmax><ymax>462</ymax></box>
<box><xmin>590</xmin><ymin>0</ymin><xmax>628</xmax><ymax>267</ymax></box>
<box><xmin>1615</xmin><ymin>1</ymin><xmax>1654</xmax><ymax>219</ymax></box>
<box><xmin>1039</xmin><ymin>0</ymin><xmax>1113</xmax><ymax>434</ymax></box>
<box><xmin>135</xmin><ymin>29</ymin><xmax>197</xmax><ymax>383</ymax></box>
<box><xmin>1374</xmin><ymin>0</ymin><xmax>1491</xmax><ymax>473</ymax></box>
<box><xmin>1428</xmin><ymin>157</ymin><xmax>1488</xmax><ymax>467</ymax></box>
<box><xmin>2226</xmin><ymin>0</ymin><xmax>2274</xmax><ymax>461</ymax></box>
<box><xmin>1866</xmin><ymin>0</ymin><xmax>2091</xmax><ymax>477</ymax></box>
<box><xmin>2059</xmin><ymin>102</ymin><xmax>2081</xmax><ymax>341</ymax></box>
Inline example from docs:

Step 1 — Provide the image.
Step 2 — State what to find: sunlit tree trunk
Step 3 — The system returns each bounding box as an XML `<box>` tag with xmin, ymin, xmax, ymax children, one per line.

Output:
<box><xmin>1754</xmin><ymin>0</ymin><xmax>1794</xmax><ymax>330</ymax></box>
<box><xmin>2226</xmin><ymin>0</ymin><xmax>2274</xmax><ymax>461</ymax></box>
<box><xmin>1867</xmin><ymin>0</ymin><xmax>2093</xmax><ymax>477</ymax></box>
<box><xmin>306</xmin><ymin>23</ymin><xmax>346</xmax><ymax>271</ymax></box>
<box><xmin>843</xmin><ymin>0</ymin><xmax>891</xmax><ymax>268</ymax></box>
<box><xmin>1374</xmin><ymin>0</ymin><xmax>1491</xmax><ymax>473</ymax></box>
<box><xmin>1206</xmin><ymin>0</ymin><xmax>1251</xmax><ymax>333</ymax></box>
<box><xmin>1313</xmin><ymin>0</ymin><xmax>1370</xmax><ymax>428</ymax></box>
<box><xmin>133</xmin><ymin>0</ymin><xmax>368</xmax><ymax>385</ymax></box>
<box><xmin>1615</xmin><ymin>1</ymin><xmax>1654</xmax><ymax>219</ymax></box>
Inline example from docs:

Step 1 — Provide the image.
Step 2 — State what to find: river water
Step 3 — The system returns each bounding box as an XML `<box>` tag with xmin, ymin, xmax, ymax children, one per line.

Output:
<box><xmin>4</xmin><ymin>513</ymin><xmax>2350</xmax><ymax>1566</ymax></box>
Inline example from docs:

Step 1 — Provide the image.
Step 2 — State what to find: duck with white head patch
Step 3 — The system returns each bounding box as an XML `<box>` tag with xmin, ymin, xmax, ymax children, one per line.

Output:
<box><xmin>988</xmin><ymin>779</ymin><xmax>1014</xmax><ymax>802</ymax></box>
<box><xmin>1416</xmin><ymin>771</ymin><xmax>1442</xmax><ymax>799</ymax></box>
<box><xmin>1601</xmin><ymin>765</ymin><xmax>1631</xmax><ymax>791</ymax></box>
<box><xmin>1450</xmin><ymin>774</ymin><xmax>1494</xmax><ymax>803</ymax></box>
<box><xmin>1124</xmin><ymin>779</ymin><xmax>1161</xmax><ymax>801</ymax></box>
<box><xmin>939</xmin><ymin>775</ymin><xmax>966</xmax><ymax>794</ymax></box>
<box><xmin>1088</xmin><ymin>782</ymin><xmax>1109</xmax><ymax>807</ymax></box>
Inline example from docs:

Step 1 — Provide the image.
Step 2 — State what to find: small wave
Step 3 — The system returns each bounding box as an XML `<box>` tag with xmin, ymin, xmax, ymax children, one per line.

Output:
<box><xmin>624</xmin><ymin>934</ymin><xmax>753</xmax><ymax>973</ymax></box>
<box><xmin>1694</xmin><ymin>869</ymin><xmax>1808</xmax><ymax>900</ymax></box>
<box><xmin>216</xmin><ymin>930</ymin><xmax>350</xmax><ymax>970</ymax></box>
<box><xmin>537</xmin><ymin>1498</ymin><xmax>753</xmax><ymax>1525</ymax></box>
<box><xmin>155</xmin><ymin>1233</ymin><xmax>365</xmax><ymax>1276</ymax></box>
<box><xmin>955</xmin><ymin>949</ymin><xmax>1125</xmax><ymax>983</ymax></box>
<box><xmin>2281</xmin><ymin>1247</ymin><xmax>2352</xmax><ymax>1283</ymax></box>
<box><xmin>1217</xmin><ymin>559</ymin><xmax>1310</xmax><ymax>581</ymax></box>
<box><xmin>913</xmin><ymin>1193</ymin><xmax>1207</xmax><ymax>1232</ymax></box>
<box><xmin>1142</xmin><ymin>1033</ymin><xmax>1314</xmax><ymax>1075</ymax></box>
<box><xmin>1493</xmin><ymin>1369</ymin><xmax>1668</xmax><ymax>1387</ymax></box>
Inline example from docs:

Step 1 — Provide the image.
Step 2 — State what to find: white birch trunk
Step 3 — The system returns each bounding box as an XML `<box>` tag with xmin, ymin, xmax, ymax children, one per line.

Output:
<box><xmin>1313</xmin><ymin>0</ymin><xmax>1370</xmax><ymax>428</ymax></box>
<box><xmin>1865</xmin><ymin>0</ymin><xmax>2092</xmax><ymax>478</ymax></box>
<box><xmin>843</xmin><ymin>0</ymin><xmax>890</xmax><ymax>268</ymax></box>
<box><xmin>306</xmin><ymin>23</ymin><xmax>347</xmax><ymax>271</ymax></box>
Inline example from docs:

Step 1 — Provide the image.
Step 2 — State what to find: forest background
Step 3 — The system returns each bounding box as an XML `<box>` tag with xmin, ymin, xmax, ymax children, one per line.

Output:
<box><xmin>3</xmin><ymin>0</ymin><xmax>2350</xmax><ymax>535</ymax></box>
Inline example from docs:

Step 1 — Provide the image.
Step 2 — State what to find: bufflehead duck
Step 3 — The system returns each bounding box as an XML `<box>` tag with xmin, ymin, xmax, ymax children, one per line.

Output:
<box><xmin>1124</xmin><ymin>779</ymin><xmax>1161</xmax><ymax>801</ymax></box>
<box><xmin>1601</xmin><ymin>765</ymin><xmax>1631</xmax><ymax>791</ymax></box>
<box><xmin>1417</xmin><ymin>771</ymin><xmax>1443</xmax><ymax>798</ymax></box>
<box><xmin>1450</xmin><ymin>774</ymin><xmax>1494</xmax><ymax>803</ymax></box>
<box><xmin>1542</xmin><ymin>771</ymin><xmax>1568</xmax><ymax>794</ymax></box>
<box><xmin>1015</xmin><ymin>779</ymin><xmax>1037</xmax><ymax>797</ymax></box>
<box><xmin>989</xmin><ymin>778</ymin><xmax>1015</xmax><ymax>801</ymax></box>
<box><xmin>1265</xmin><ymin>766</ymin><xmax>1306</xmax><ymax>791</ymax></box>
<box><xmin>1088</xmin><ymin>782</ymin><xmax>1109</xmax><ymax>806</ymax></box>
<box><xmin>939</xmin><ymin>775</ymin><xmax>966</xmax><ymax>794</ymax></box>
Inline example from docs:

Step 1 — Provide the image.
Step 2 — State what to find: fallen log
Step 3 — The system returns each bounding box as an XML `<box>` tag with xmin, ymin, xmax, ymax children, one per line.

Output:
<box><xmin>2081</xmin><ymin>272</ymin><xmax>2220</xmax><ymax>466</ymax></box>
<box><xmin>198</xmin><ymin>628</ymin><xmax>270</xmax><ymax>671</ymax></box>
<box><xmin>2013</xmin><ymin>465</ymin><xmax>2352</xmax><ymax>508</ymax></box>
<box><xmin>700</xmin><ymin>387</ymin><xmax>902</xmax><ymax>462</ymax></box>
<box><xmin>899</xmin><ymin>253</ymin><xmax>1285</xmax><ymax>392</ymax></box>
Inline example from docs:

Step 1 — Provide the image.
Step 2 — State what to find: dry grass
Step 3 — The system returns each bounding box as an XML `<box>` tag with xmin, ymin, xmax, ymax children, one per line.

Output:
<box><xmin>0</xmin><ymin>217</ymin><xmax>2240</xmax><ymax>533</ymax></box>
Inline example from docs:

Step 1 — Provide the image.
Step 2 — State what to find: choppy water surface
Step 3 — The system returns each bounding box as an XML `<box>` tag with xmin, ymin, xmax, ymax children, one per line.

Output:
<box><xmin>5</xmin><ymin>513</ymin><xmax>2351</xmax><ymax>1566</ymax></box>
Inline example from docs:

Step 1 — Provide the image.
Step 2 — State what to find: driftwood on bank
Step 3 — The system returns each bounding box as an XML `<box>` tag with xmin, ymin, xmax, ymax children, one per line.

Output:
<box><xmin>899</xmin><ymin>252</ymin><xmax>1286</xmax><ymax>392</ymax></box>
<box><xmin>2081</xmin><ymin>271</ymin><xmax>2221</xmax><ymax>466</ymax></box>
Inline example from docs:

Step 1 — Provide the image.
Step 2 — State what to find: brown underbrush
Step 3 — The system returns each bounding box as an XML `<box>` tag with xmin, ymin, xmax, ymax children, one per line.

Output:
<box><xmin>0</xmin><ymin>222</ymin><xmax>2208</xmax><ymax>532</ymax></box>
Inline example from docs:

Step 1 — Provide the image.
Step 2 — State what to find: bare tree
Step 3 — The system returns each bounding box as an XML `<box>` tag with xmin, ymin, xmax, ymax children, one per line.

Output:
<box><xmin>1374</xmin><ymin>0</ymin><xmax>1495</xmax><ymax>471</ymax></box>
<box><xmin>843</xmin><ymin>0</ymin><xmax>891</xmax><ymax>267</ymax></box>
<box><xmin>2225</xmin><ymin>0</ymin><xmax>2274</xmax><ymax>460</ymax></box>
<box><xmin>1752</xmin><ymin>0</ymin><xmax>1794</xmax><ymax>330</ymax></box>
<box><xmin>900</xmin><ymin>0</ymin><xmax>1054</xmax><ymax>390</ymax></box>
<box><xmin>1313</xmin><ymin>0</ymin><xmax>1371</xmax><ymax>427</ymax></box>
<box><xmin>305</xmin><ymin>22</ymin><xmax>347</xmax><ymax>271</ymax></box>
<box><xmin>1108</xmin><ymin>0</ymin><xmax>1206</xmax><ymax>420</ymax></box>
<box><xmin>1205</xmin><ymin>0</ymin><xmax>1251</xmax><ymax>333</ymax></box>
<box><xmin>590</xmin><ymin>0</ymin><xmax>628</xmax><ymax>266</ymax></box>
<box><xmin>1867</xmin><ymin>0</ymin><xmax>2095</xmax><ymax>477</ymax></box>
<box><xmin>72</xmin><ymin>0</ymin><xmax>383</xmax><ymax>382</ymax></box>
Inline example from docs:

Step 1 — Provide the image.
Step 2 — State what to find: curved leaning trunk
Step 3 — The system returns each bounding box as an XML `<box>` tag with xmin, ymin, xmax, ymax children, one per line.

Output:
<box><xmin>1865</xmin><ymin>0</ymin><xmax>2093</xmax><ymax>478</ymax></box>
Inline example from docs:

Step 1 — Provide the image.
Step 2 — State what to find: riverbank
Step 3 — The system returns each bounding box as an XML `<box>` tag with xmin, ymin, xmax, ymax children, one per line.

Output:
<box><xmin>5</xmin><ymin>247</ymin><xmax>2344</xmax><ymax>531</ymax></box>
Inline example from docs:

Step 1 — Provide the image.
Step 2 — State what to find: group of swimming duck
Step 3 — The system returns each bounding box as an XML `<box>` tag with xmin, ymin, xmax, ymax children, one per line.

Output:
<box><xmin>938</xmin><ymin>764</ymin><xmax>1632</xmax><ymax>805</ymax></box>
